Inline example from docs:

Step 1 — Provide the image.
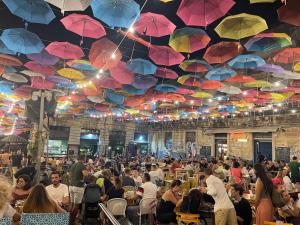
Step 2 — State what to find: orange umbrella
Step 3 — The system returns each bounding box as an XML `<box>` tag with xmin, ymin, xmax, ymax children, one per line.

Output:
<box><xmin>200</xmin><ymin>80</ymin><xmax>224</xmax><ymax>90</ymax></box>
<box><xmin>124</xmin><ymin>96</ymin><xmax>145</xmax><ymax>107</ymax></box>
<box><xmin>0</xmin><ymin>66</ymin><xmax>4</xmax><ymax>75</ymax></box>
<box><xmin>0</xmin><ymin>54</ymin><xmax>22</xmax><ymax>66</ymax></box>
<box><xmin>273</xmin><ymin>48</ymin><xmax>300</xmax><ymax>64</ymax></box>
<box><xmin>225</xmin><ymin>75</ymin><xmax>256</xmax><ymax>83</ymax></box>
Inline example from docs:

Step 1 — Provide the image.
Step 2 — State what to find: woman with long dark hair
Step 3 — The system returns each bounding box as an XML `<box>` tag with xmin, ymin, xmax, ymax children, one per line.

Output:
<box><xmin>254</xmin><ymin>164</ymin><xmax>274</xmax><ymax>225</ymax></box>
<box><xmin>12</xmin><ymin>174</ymin><xmax>31</xmax><ymax>206</ymax></box>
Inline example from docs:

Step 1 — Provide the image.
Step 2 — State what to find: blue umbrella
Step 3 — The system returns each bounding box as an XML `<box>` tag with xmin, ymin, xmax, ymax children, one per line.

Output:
<box><xmin>205</xmin><ymin>67</ymin><xmax>237</xmax><ymax>81</ymax></box>
<box><xmin>132</xmin><ymin>75</ymin><xmax>157</xmax><ymax>90</ymax></box>
<box><xmin>91</xmin><ymin>0</ymin><xmax>140</xmax><ymax>28</ymax></box>
<box><xmin>228</xmin><ymin>54</ymin><xmax>266</xmax><ymax>69</ymax></box>
<box><xmin>56</xmin><ymin>82</ymin><xmax>77</xmax><ymax>89</ymax></box>
<box><xmin>105</xmin><ymin>90</ymin><xmax>125</xmax><ymax>105</ymax></box>
<box><xmin>127</xmin><ymin>58</ymin><xmax>157</xmax><ymax>75</ymax></box>
<box><xmin>123</xmin><ymin>85</ymin><xmax>146</xmax><ymax>95</ymax></box>
<box><xmin>1</xmin><ymin>28</ymin><xmax>44</xmax><ymax>54</ymax></box>
<box><xmin>155</xmin><ymin>84</ymin><xmax>177</xmax><ymax>93</ymax></box>
<box><xmin>0</xmin><ymin>40</ymin><xmax>16</xmax><ymax>55</ymax></box>
<box><xmin>2</xmin><ymin>0</ymin><xmax>55</xmax><ymax>24</ymax></box>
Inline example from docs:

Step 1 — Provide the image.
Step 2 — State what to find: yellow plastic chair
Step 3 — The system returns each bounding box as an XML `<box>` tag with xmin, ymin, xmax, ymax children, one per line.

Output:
<box><xmin>264</xmin><ymin>222</ymin><xmax>293</xmax><ymax>225</ymax></box>
<box><xmin>181</xmin><ymin>181</ymin><xmax>190</xmax><ymax>192</ymax></box>
<box><xmin>176</xmin><ymin>212</ymin><xmax>201</xmax><ymax>225</ymax></box>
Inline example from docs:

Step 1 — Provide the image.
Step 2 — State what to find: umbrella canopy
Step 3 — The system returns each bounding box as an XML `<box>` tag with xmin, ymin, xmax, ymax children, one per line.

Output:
<box><xmin>94</xmin><ymin>76</ymin><xmax>122</xmax><ymax>89</ymax></box>
<box><xmin>200</xmin><ymin>80</ymin><xmax>224</xmax><ymax>90</ymax></box>
<box><xmin>228</xmin><ymin>54</ymin><xmax>266</xmax><ymax>69</ymax></box>
<box><xmin>218</xmin><ymin>85</ymin><xmax>242</xmax><ymax>95</ymax></box>
<box><xmin>127</xmin><ymin>58</ymin><xmax>157</xmax><ymax>75</ymax></box>
<box><xmin>87</xmin><ymin>96</ymin><xmax>105</xmax><ymax>104</ymax></box>
<box><xmin>244</xmin><ymin>80</ymin><xmax>271</xmax><ymax>88</ymax></box>
<box><xmin>105</xmin><ymin>90</ymin><xmax>125</xmax><ymax>105</ymax></box>
<box><xmin>45</xmin><ymin>42</ymin><xmax>84</xmax><ymax>60</ymax></box>
<box><xmin>132</xmin><ymin>75</ymin><xmax>157</xmax><ymax>89</ymax></box>
<box><xmin>57</xmin><ymin>68</ymin><xmax>85</xmax><ymax>80</ymax></box>
<box><xmin>109</xmin><ymin>62</ymin><xmax>134</xmax><ymax>84</ymax></box>
<box><xmin>27</xmin><ymin>50</ymin><xmax>59</xmax><ymax>65</ymax></box>
<box><xmin>0</xmin><ymin>28</ymin><xmax>44</xmax><ymax>54</ymax></box>
<box><xmin>154</xmin><ymin>67</ymin><xmax>178</xmax><ymax>79</ymax></box>
<box><xmin>176</xmin><ymin>0</ymin><xmax>235</xmax><ymax>27</ymax></box>
<box><xmin>177</xmin><ymin>75</ymin><xmax>201</xmax><ymax>87</ymax></box>
<box><xmin>169</xmin><ymin>27</ymin><xmax>210</xmax><ymax>53</ymax></box>
<box><xmin>2</xmin><ymin>73</ymin><xmax>28</xmax><ymax>83</ymax></box>
<box><xmin>155</xmin><ymin>84</ymin><xmax>177</xmax><ymax>93</ymax></box>
<box><xmin>256</xmin><ymin>64</ymin><xmax>285</xmax><ymax>73</ymax></box>
<box><xmin>0</xmin><ymin>135</ymin><xmax>27</xmax><ymax>143</ymax></box>
<box><xmin>24</xmin><ymin>61</ymin><xmax>55</xmax><ymax>76</ymax></box>
<box><xmin>277</xmin><ymin>0</ymin><xmax>300</xmax><ymax>26</ymax></box>
<box><xmin>273</xmin><ymin>48</ymin><xmax>300</xmax><ymax>64</ymax></box>
<box><xmin>91</xmin><ymin>0</ymin><xmax>140</xmax><ymax>28</ymax></box>
<box><xmin>203</xmin><ymin>42</ymin><xmax>243</xmax><ymax>64</ymax></box>
<box><xmin>179</xmin><ymin>60</ymin><xmax>212</xmax><ymax>73</ymax></box>
<box><xmin>215</xmin><ymin>13</ymin><xmax>268</xmax><ymax>40</ymax></box>
<box><xmin>250</xmin><ymin>0</ymin><xmax>276</xmax><ymax>3</ymax></box>
<box><xmin>2</xmin><ymin>0</ymin><xmax>55</xmax><ymax>24</ymax></box>
<box><xmin>0</xmin><ymin>54</ymin><xmax>22</xmax><ymax>66</ymax></box>
<box><xmin>46</xmin><ymin>0</ymin><xmax>91</xmax><ymax>13</ymax></box>
<box><xmin>133</xmin><ymin>12</ymin><xmax>176</xmax><ymax>37</ymax></box>
<box><xmin>0</xmin><ymin>40</ymin><xmax>16</xmax><ymax>55</ymax></box>
<box><xmin>46</xmin><ymin>75</ymin><xmax>71</xmax><ymax>84</ymax></box>
<box><xmin>225</xmin><ymin>75</ymin><xmax>256</xmax><ymax>83</ymax></box>
<box><xmin>205</xmin><ymin>67</ymin><xmax>237</xmax><ymax>81</ymax></box>
<box><xmin>123</xmin><ymin>85</ymin><xmax>146</xmax><ymax>95</ymax></box>
<box><xmin>31</xmin><ymin>77</ymin><xmax>55</xmax><ymax>89</ymax></box>
<box><xmin>192</xmin><ymin>91</ymin><xmax>212</xmax><ymax>99</ymax></box>
<box><xmin>67</xmin><ymin>60</ymin><xmax>97</xmax><ymax>72</ymax></box>
<box><xmin>149</xmin><ymin>45</ymin><xmax>185</xmax><ymax>66</ymax></box>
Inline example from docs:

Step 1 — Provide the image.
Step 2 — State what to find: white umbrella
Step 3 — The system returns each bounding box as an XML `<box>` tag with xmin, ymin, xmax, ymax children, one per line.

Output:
<box><xmin>20</xmin><ymin>70</ymin><xmax>45</xmax><ymax>78</ymax></box>
<box><xmin>260</xmin><ymin>82</ymin><xmax>287</xmax><ymax>92</ymax></box>
<box><xmin>2</xmin><ymin>73</ymin><xmax>28</xmax><ymax>83</ymax></box>
<box><xmin>87</xmin><ymin>96</ymin><xmax>104</xmax><ymax>103</ymax></box>
<box><xmin>46</xmin><ymin>0</ymin><xmax>91</xmax><ymax>13</ymax></box>
<box><xmin>272</xmin><ymin>70</ymin><xmax>300</xmax><ymax>80</ymax></box>
<box><xmin>218</xmin><ymin>85</ymin><xmax>242</xmax><ymax>95</ymax></box>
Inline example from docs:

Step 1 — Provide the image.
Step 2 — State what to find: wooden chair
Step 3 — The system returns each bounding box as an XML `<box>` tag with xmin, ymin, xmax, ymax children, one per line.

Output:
<box><xmin>176</xmin><ymin>212</ymin><xmax>201</xmax><ymax>225</ymax></box>
<box><xmin>264</xmin><ymin>222</ymin><xmax>293</xmax><ymax>225</ymax></box>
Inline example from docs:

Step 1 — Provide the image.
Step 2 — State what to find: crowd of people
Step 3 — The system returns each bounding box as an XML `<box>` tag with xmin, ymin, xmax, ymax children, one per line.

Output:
<box><xmin>0</xmin><ymin>153</ymin><xmax>299</xmax><ymax>225</ymax></box>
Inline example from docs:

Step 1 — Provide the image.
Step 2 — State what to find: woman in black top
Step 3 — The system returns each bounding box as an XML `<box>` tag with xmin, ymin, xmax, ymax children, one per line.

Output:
<box><xmin>107</xmin><ymin>177</ymin><xmax>124</xmax><ymax>200</ymax></box>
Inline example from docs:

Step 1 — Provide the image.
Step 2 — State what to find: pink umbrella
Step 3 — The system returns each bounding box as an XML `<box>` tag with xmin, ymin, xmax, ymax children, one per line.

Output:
<box><xmin>155</xmin><ymin>67</ymin><xmax>178</xmax><ymax>79</ymax></box>
<box><xmin>45</xmin><ymin>41</ymin><xmax>84</xmax><ymax>59</ymax></box>
<box><xmin>149</xmin><ymin>45</ymin><xmax>185</xmax><ymax>66</ymax></box>
<box><xmin>93</xmin><ymin>76</ymin><xmax>122</xmax><ymax>89</ymax></box>
<box><xmin>31</xmin><ymin>77</ymin><xmax>55</xmax><ymax>90</ymax></box>
<box><xmin>133</xmin><ymin>12</ymin><xmax>176</xmax><ymax>37</ymax></box>
<box><xmin>61</xmin><ymin>14</ymin><xmax>106</xmax><ymax>44</ymax></box>
<box><xmin>24</xmin><ymin>61</ymin><xmax>55</xmax><ymax>76</ymax></box>
<box><xmin>177</xmin><ymin>0</ymin><xmax>235</xmax><ymax>27</ymax></box>
<box><xmin>109</xmin><ymin>62</ymin><xmax>134</xmax><ymax>84</ymax></box>
<box><xmin>176</xmin><ymin>87</ymin><xmax>195</xmax><ymax>95</ymax></box>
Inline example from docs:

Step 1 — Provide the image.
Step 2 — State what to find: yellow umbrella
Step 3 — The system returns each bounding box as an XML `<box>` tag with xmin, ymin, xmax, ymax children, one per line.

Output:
<box><xmin>250</xmin><ymin>0</ymin><xmax>276</xmax><ymax>3</ymax></box>
<box><xmin>57</xmin><ymin>68</ymin><xmax>85</xmax><ymax>80</ymax></box>
<box><xmin>215</xmin><ymin>13</ymin><xmax>268</xmax><ymax>40</ymax></box>
<box><xmin>192</xmin><ymin>91</ymin><xmax>212</xmax><ymax>99</ymax></box>
<box><xmin>160</xmin><ymin>0</ymin><xmax>173</xmax><ymax>2</ymax></box>
<box><xmin>294</xmin><ymin>62</ymin><xmax>300</xmax><ymax>72</ymax></box>
<box><xmin>243</xmin><ymin>80</ymin><xmax>271</xmax><ymax>88</ymax></box>
<box><xmin>270</xmin><ymin>92</ymin><xmax>293</xmax><ymax>102</ymax></box>
<box><xmin>125</xmin><ymin>109</ymin><xmax>139</xmax><ymax>114</ymax></box>
<box><xmin>158</xmin><ymin>103</ymin><xmax>175</xmax><ymax>109</ymax></box>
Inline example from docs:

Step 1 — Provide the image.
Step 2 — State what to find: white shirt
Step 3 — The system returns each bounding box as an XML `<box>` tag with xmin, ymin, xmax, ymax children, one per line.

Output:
<box><xmin>46</xmin><ymin>183</ymin><xmax>69</xmax><ymax>204</ymax></box>
<box><xmin>149</xmin><ymin>170</ymin><xmax>161</xmax><ymax>184</ymax></box>
<box><xmin>141</xmin><ymin>182</ymin><xmax>158</xmax><ymax>199</ymax></box>
<box><xmin>157</xmin><ymin>168</ymin><xmax>164</xmax><ymax>181</ymax></box>
<box><xmin>206</xmin><ymin>175</ymin><xmax>234</xmax><ymax>212</ymax></box>
<box><xmin>0</xmin><ymin>203</ymin><xmax>16</xmax><ymax>218</ymax></box>
<box><xmin>283</xmin><ymin>175</ymin><xmax>293</xmax><ymax>191</ymax></box>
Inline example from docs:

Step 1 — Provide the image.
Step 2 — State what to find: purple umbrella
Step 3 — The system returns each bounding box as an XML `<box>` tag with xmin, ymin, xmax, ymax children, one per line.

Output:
<box><xmin>257</xmin><ymin>64</ymin><xmax>284</xmax><ymax>74</ymax></box>
<box><xmin>46</xmin><ymin>75</ymin><xmax>71</xmax><ymax>84</ymax></box>
<box><xmin>132</xmin><ymin>75</ymin><xmax>157</xmax><ymax>89</ymax></box>
<box><xmin>27</xmin><ymin>49</ymin><xmax>59</xmax><ymax>65</ymax></box>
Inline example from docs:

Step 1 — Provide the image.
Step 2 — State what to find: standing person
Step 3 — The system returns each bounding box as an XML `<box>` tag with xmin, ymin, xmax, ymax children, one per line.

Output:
<box><xmin>121</xmin><ymin>168</ymin><xmax>135</xmax><ymax>187</ymax></box>
<box><xmin>231</xmin><ymin>161</ymin><xmax>242</xmax><ymax>184</ymax></box>
<box><xmin>69</xmin><ymin>155</ymin><xmax>89</xmax><ymax>225</ymax></box>
<box><xmin>46</xmin><ymin>171</ymin><xmax>69</xmax><ymax>206</ymax></box>
<box><xmin>254</xmin><ymin>163</ymin><xmax>274</xmax><ymax>225</ymax></box>
<box><xmin>289</xmin><ymin>156</ymin><xmax>300</xmax><ymax>183</ymax></box>
<box><xmin>200</xmin><ymin>167</ymin><xmax>238</xmax><ymax>225</ymax></box>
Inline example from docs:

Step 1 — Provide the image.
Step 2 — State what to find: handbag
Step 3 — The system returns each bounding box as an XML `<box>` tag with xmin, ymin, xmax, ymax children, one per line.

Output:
<box><xmin>271</xmin><ymin>189</ymin><xmax>285</xmax><ymax>208</ymax></box>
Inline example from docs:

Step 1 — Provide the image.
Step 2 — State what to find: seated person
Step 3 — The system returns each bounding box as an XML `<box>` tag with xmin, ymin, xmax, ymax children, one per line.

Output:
<box><xmin>107</xmin><ymin>176</ymin><xmax>124</xmax><ymax>200</ymax></box>
<box><xmin>280</xmin><ymin>190</ymin><xmax>300</xmax><ymax>224</ymax></box>
<box><xmin>180</xmin><ymin>188</ymin><xmax>209</xmax><ymax>214</ymax></box>
<box><xmin>12</xmin><ymin>174</ymin><xmax>31</xmax><ymax>206</ymax></box>
<box><xmin>46</xmin><ymin>171</ymin><xmax>69</xmax><ymax>206</ymax></box>
<box><xmin>121</xmin><ymin>168</ymin><xmax>136</xmax><ymax>187</ymax></box>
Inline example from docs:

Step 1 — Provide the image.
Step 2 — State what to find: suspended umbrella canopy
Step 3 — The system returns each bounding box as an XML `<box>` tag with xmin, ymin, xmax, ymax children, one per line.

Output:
<box><xmin>154</xmin><ymin>67</ymin><xmax>178</xmax><ymax>79</ymax></box>
<box><xmin>215</xmin><ymin>13</ymin><xmax>268</xmax><ymax>40</ymax></box>
<box><xmin>218</xmin><ymin>85</ymin><xmax>242</xmax><ymax>95</ymax></box>
<box><xmin>200</xmin><ymin>80</ymin><xmax>224</xmax><ymax>90</ymax></box>
<box><xmin>122</xmin><ymin>85</ymin><xmax>146</xmax><ymax>95</ymax></box>
<box><xmin>203</xmin><ymin>42</ymin><xmax>243</xmax><ymax>64</ymax></box>
<box><xmin>225</xmin><ymin>75</ymin><xmax>256</xmax><ymax>83</ymax></box>
<box><xmin>169</xmin><ymin>27</ymin><xmax>210</xmax><ymax>53</ymax></box>
<box><xmin>27</xmin><ymin>50</ymin><xmax>59</xmax><ymax>65</ymax></box>
<box><xmin>105</xmin><ymin>90</ymin><xmax>125</xmax><ymax>105</ymax></box>
<box><xmin>192</xmin><ymin>91</ymin><xmax>212</xmax><ymax>99</ymax></box>
<box><xmin>89</xmin><ymin>38</ymin><xmax>122</xmax><ymax>70</ymax></box>
<box><xmin>0</xmin><ymin>40</ymin><xmax>16</xmax><ymax>55</ymax></box>
<box><xmin>57</xmin><ymin>68</ymin><xmax>85</xmax><ymax>80</ymax></box>
<box><xmin>273</xmin><ymin>48</ymin><xmax>300</xmax><ymax>64</ymax></box>
<box><xmin>67</xmin><ymin>60</ymin><xmax>97</xmax><ymax>72</ymax></box>
<box><xmin>24</xmin><ymin>61</ymin><xmax>55</xmax><ymax>76</ymax></box>
<box><xmin>46</xmin><ymin>0</ymin><xmax>91</xmax><ymax>13</ymax></box>
<box><xmin>21</xmin><ymin>70</ymin><xmax>44</xmax><ymax>78</ymax></box>
<box><xmin>109</xmin><ymin>62</ymin><xmax>134</xmax><ymax>84</ymax></box>
<box><xmin>46</xmin><ymin>75</ymin><xmax>71</xmax><ymax>84</ymax></box>
<box><xmin>177</xmin><ymin>75</ymin><xmax>201</xmax><ymax>87</ymax></box>
<box><xmin>272</xmin><ymin>70</ymin><xmax>300</xmax><ymax>80</ymax></box>
<box><xmin>133</xmin><ymin>12</ymin><xmax>176</xmax><ymax>37</ymax></box>
<box><xmin>45</xmin><ymin>41</ymin><xmax>84</xmax><ymax>60</ymax></box>
<box><xmin>244</xmin><ymin>33</ymin><xmax>292</xmax><ymax>52</ymax></box>
<box><xmin>124</xmin><ymin>96</ymin><xmax>145</xmax><ymax>107</ymax></box>
<box><xmin>0</xmin><ymin>135</ymin><xmax>27</xmax><ymax>144</ymax></box>
<box><xmin>176</xmin><ymin>0</ymin><xmax>235</xmax><ymax>27</ymax></box>
<box><xmin>0</xmin><ymin>66</ymin><xmax>4</xmax><ymax>75</ymax></box>
<box><xmin>87</xmin><ymin>96</ymin><xmax>105</xmax><ymax>104</ymax></box>
<box><xmin>257</xmin><ymin>64</ymin><xmax>285</xmax><ymax>74</ymax></box>
<box><xmin>30</xmin><ymin>77</ymin><xmax>55</xmax><ymax>90</ymax></box>
<box><xmin>149</xmin><ymin>45</ymin><xmax>185</xmax><ymax>66</ymax></box>
<box><xmin>0</xmin><ymin>28</ymin><xmax>44</xmax><ymax>54</ymax></box>
<box><xmin>228</xmin><ymin>54</ymin><xmax>266</xmax><ymax>69</ymax></box>
<box><xmin>250</xmin><ymin>0</ymin><xmax>276</xmax><ymax>3</ymax></box>
<box><xmin>277</xmin><ymin>0</ymin><xmax>300</xmax><ymax>26</ymax></box>
<box><xmin>244</xmin><ymin>80</ymin><xmax>272</xmax><ymax>88</ymax></box>
<box><xmin>205</xmin><ymin>67</ymin><xmax>237</xmax><ymax>81</ymax></box>
<box><xmin>91</xmin><ymin>0</ymin><xmax>140</xmax><ymax>28</ymax></box>
<box><xmin>132</xmin><ymin>75</ymin><xmax>157</xmax><ymax>90</ymax></box>
<box><xmin>61</xmin><ymin>13</ymin><xmax>106</xmax><ymax>40</ymax></box>
<box><xmin>155</xmin><ymin>84</ymin><xmax>177</xmax><ymax>93</ymax></box>
<box><xmin>176</xmin><ymin>87</ymin><xmax>195</xmax><ymax>95</ymax></box>
<box><xmin>179</xmin><ymin>60</ymin><xmax>212</xmax><ymax>73</ymax></box>
<box><xmin>294</xmin><ymin>62</ymin><xmax>300</xmax><ymax>72</ymax></box>
<box><xmin>2</xmin><ymin>73</ymin><xmax>28</xmax><ymax>83</ymax></box>
<box><xmin>127</xmin><ymin>58</ymin><xmax>157</xmax><ymax>75</ymax></box>
<box><xmin>94</xmin><ymin>76</ymin><xmax>123</xmax><ymax>89</ymax></box>
<box><xmin>2</xmin><ymin>0</ymin><xmax>55</xmax><ymax>24</ymax></box>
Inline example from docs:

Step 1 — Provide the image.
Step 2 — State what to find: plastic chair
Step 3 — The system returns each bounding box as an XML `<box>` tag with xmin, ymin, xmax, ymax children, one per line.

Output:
<box><xmin>176</xmin><ymin>212</ymin><xmax>201</xmax><ymax>225</ymax></box>
<box><xmin>20</xmin><ymin>213</ymin><xmax>69</xmax><ymax>225</ymax></box>
<box><xmin>138</xmin><ymin>197</ymin><xmax>157</xmax><ymax>225</ymax></box>
<box><xmin>264</xmin><ymin>222</ymin><xmax>293</xmax><ymax>225</ymax></box>
<box><xmin>107</xmin><ymin>198</ymin><xmax>127</xmax><ymax>217</ymax></box>
<box><xmin>0</xmin><ymin>217</ymin><xmax>12</xmax><ymax>225</ymax></box>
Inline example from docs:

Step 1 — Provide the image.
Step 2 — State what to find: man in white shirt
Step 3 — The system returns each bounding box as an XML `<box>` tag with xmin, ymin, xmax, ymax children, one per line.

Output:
<box><xmin>200</xmin><ymin>167</ymin><xmax>238</xmax><ymax>225</ymax></box>
<box><xmin>149</xmin><ymin>164</ymin><xmax>162</xmax><ymax>185</ymax></box>
<box><xmin>283</xmin><ymin>167</ymin><xmax>293</xmax><ymax>191</ymax></box>
<box><xmin>46</xmin><ymin>171</ymin><xmax>69</xmax><ymax>206</ymax></box>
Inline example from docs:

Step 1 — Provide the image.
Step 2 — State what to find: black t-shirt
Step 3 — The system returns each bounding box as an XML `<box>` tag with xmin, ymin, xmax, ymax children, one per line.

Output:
<box><xmin>107</xmin><ymin>187</ymin><xmax>124</xmax><ymax>200</ymax></box>
<box><xmin>234</xmin><ymin>198</ymin><xmax>252</xmax><ymax>225</ymax></box>
<box><xmin>12</xmin><ymin>155</ymin><xmax>22</xmax><ymax>167</ymax></box>
<box><xmin>121</xmin><ymin>176</ymin><xmax>136</xmax><ymax>187</ymax></box>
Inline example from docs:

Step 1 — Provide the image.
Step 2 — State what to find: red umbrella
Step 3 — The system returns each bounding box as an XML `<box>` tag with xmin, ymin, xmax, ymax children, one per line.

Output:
<box><xmin>149</xmin><ymin>45</ymin><xmax>185</xmax><ymax>66</ymax></box>
<box><xmin>61</xmin><ymin>14</ymin><xmax>106</xmax><ymax>44</ymax></box>
<box><xmin>89</xmin><ymin>38</ymin><xmax>122</xmax><ymax>70</ymax></box>
<box><xmin>24</xmin><ymin>61</ymin><xmax>55</xmax><ymax>76</ymax></box>
<box><xmin>225</xmin><ymin>75</ymin><xmax>256</xmax><ymax>83</ymax></box>
<box><xmin>277</xmin><ymin>0</ymin><xmax>300</xmax><ymax>26</ymax></box>
<box><xmin>177</xmin><ymin>0</ymin><xmax>235</xmax><ymax>27</ymax></box>
<box><xmin>291</xmin><ymin>80</ymin><xmax>300</xmax><ymax>87</ymax></box>
<box><xmin>45</xmin><ymin>41</ymin><xmax>84</xmax><ymax>59</ymax></box>
<box><xmin>273</xmin><ymin>48</ymin><xmax>300</xmax><ymax>64</ymax></box>
<box><xmin>124</xmin><ymin>96</ymin><xmax>145</xmax><ymax>107</ymax></box>
<box><xmin>83</xmin><ymin>86</ymin><xmax>102</xmax><ymax>96</ymax></box>
<box><xmin>154</xmin><ymin>67</ymin><xmax>178</xmax><ymax>79</ymax></box>
<box><xmin>117</xmin><ymin>29</ymin><xmax>151</xmax><ymax>48</ymax></box>
<box><xmin>165</xmin><ymin>93</ymin><xmax>186</xmax><ymax>102</ymax></box>
<box><xmin>200</xmin><ymin>80</ymin><xmax>224</xmax><ymax>90</ymax></box>
<box><xmin>109</xmin><ymin>62</ymin><xmax>134</xmax><ymax>84</ymax></box>
<box><xmin>203</xmin><ymin>42</ymin><xmax>243</xmax><ymax>64</ymax></box>
<box><xmin>0</xmin><ymin>66</ymin><xmax>4</xmax><ymax>75</ymax></box>
<box><xmin>93</xmin><ymin>76</ymin><xmax>122</xmax><ymax>89</ymax></box>
<box><xmin>30</xmin><ymin>77</ymin><xmax>55</xmax><ymax>90</ymax></box>
<box><xmin>0</xmin><ymin>54</ymin><xmax>22</xmax><ymax>66</ymax></box>
<box><xmin>95</xmin><ymin>104</ymin><xmax>111</xmax><ymax>112</ymax></box>
<box><xmin>176</xmin><ymin>87</ymin><xmax>195</xmax><ymax>95</ymax></box>
<box><xmin>133</xmin><ymin>12</ymin><xmax>176</xmax><ymax>37</ymax></box>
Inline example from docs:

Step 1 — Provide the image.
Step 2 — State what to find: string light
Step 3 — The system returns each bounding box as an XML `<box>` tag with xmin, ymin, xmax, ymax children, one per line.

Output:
<box><xmin>291</xmin><ymin>109</ymin><xmax>296</xmax><ymax>114</ymax></box>
<box><xmin>128</xmin><ymin>26</ymin><xmax>135</xmax><ymax>33</ymax></box>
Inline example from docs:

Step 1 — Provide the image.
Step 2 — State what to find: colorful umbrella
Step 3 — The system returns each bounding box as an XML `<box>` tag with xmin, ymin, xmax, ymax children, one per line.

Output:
<box><xmin>0</xmin><ymin>40</ymin><xmax>16</xmax><ymax>55</ymax></box>
<box><xmin>256</xmin><ymin>64</ymin><xmax>285</xmax><ymax>74</ymax></box>
<box><xmin>2</xmin><ymin>73</ymin><xmax>28</xmax><ymax>83</ymax></box>
<box><xmin>192</xmin><ymin>91</ymin><xmax>212</xmax><ymax>99</ymax></box>
<box><xmin>21</xmin><ymin>70</ymin><xmax>44</xmax><ymax>78</ymax></box>
<box><xmin>218</xmin><ymin>85</ymin><xmax>242</xmax><ymax>95</ymax></box>
<box><xmin>24</xmin><ymin>61</ymin><xmax>55</xmax><ymax>76</ymax></box>
<box><xmin>0</xmin><ymin>28</ymin><xmax>44</xmax><ymax>54</ymax></box>
<box><xmin>205</xmin><ymin>68</ymin><xmax>236</xmax><ymax>81</ymax></box>
<box><xmin>294</xmin><ymin>62</ymin><xmax>300</xmax><ymax>72</ymax></box>
<box><xmin>225</xmin><ymin>75</ymin><xmax>256</xmax><ymax>83</ymax></box>
<box><xmin>149</xmin><ymin>45</ymin><xmax>185</xmax><ymax>66</ymax></box>
<box><xmin>228</xmin><ymin>54</ymin><xmax>266</xmax><ymax>69</ymax></box>
<box><xmin>89</xmin><ymin>38</ymin><xmax>122</xmax><ymax>70</ymax></box>
<box><xmin>179</xmin><ymin>60</ymin><xmax>212</xmax><ymax>73</ymax></box>
<box><xmin>105</xmin><ymin>90</ymin><xmax>125</xmax><ymax>105</ymax></box>
<box><xmin>91</xmin><ymin>0</ymin><xmax>140</xmax><ymax>28</ymax></box>
<box><xmin>127</xmin><ymin>58</ymin><xmax>157</xmax><ymax>75</ymax></box>
<box><xmin>67</xmin><ymin>60</ymin><xmax>97</xmax><ymax>72</ymax></box>
<box><xmin>243</xmin><ymin>80</ymin><xmax>271</xmax><ymax>88</ymax></box>
<box><xmin>46</xmin><ymin>0</ymin><xmax>91</xmax><ymax>13</ymax></box>
<box><xmin>123</xmin><ymin>85</ymin><xmax>146</xmax><ymax>95</ymax></box>
<box><xmin>2</xmin><ymin>0</ymin><xmax>55</xmax><ymax>24</ymax></box>
<box><xmin>176</xmin><ymin>88</ymin><xmax>195</xmax><ymax>95</ymax></box>
<box><xmin>169</xmin><ymin>27</ymin><xmax>210</xmax><ymax>53</ymax></box>
<box><xmin>200</xmin><ymin>80</ymin><xmax>224</xmax><ymax>90</ymax></box>
<box><xmin>46</xmin><ymin>75</ymin><xmax>71</xmax><ymax>84</ymax></box>
<box><xmin>177</xmin><ymin>75</ymin><xmax>201</xmax><ymax>87</ymax></box>
<box><xmin>109</xmin><ymin>62</ymin><xmax>134</xmax><ymax>85</ymax></box>
<box><xmin>155</xmin><ymin>84</ymin><xmax>177</xmax><ymax>93</ymax></box>
<box><xmin>215</xmin><ymin>13</ymin><xmax>268</xmax><ymax>40</ymax></box>
<box><xmin>45</xmin><ymin>42</ymin><xmax>84</xmax><ymax>59</ymax></box>
<box><xmin>154</xmin><ymin>67</ymin><xmax>178</xmax><ymax>80</ymax></box>
<box><xmin>203</xmin><ymin>42</ymin><xmax>243</xmax><ymax>64</ymax></box>
<box><xmin>250</xmin><ymin>0</ymin><xmax>276</xmax><ymax>3</ymax></box>
<box><xmin>133</xmin><ymin>12</ymin><xmax>176</xmax><ymax>37</ymax></box>
<box><xmin>273</xmin><ymin>48</ymin><xmax>300</xmax><ymax>64</ymax></box>
<box><xmin>87</xmin><ymin>96</ymin><xmax>105</xmax><ymax>104</ymax></box>
<box><xmin>30</xmin><ymin>77</ymin><xmax>54</xmax><ymax>90</ymax></box>
<box><xmin>176</xmin><ymin>0</ymin><xmax>235</xmax><ymax>27</ymax></box>
<box><xmin>132</xmin><ymin>75</ymin><xmax>157</xmax><ymax>90</ymax></box>
<box><xmin>272</xmin><ymin>71</ymin><xmax>300</xmax><ymax>80</ymax></box>
<box><xmin>277</xmin><ymin>0</ymin><xmax>300</xmax><ymax>26</ymax></box>
<box><xmin>26</xmin><ymin>50</ymin><xmax>59</xmax><ymax>65</ymax></box>
<box><xmin>61</xmin><ymin>13</ymin><xmax>106</xmax><ymax>43</ymax></box>
<box><xmin>57</xmin><ymin>68</ymin><xmax>85</xmax><ymax>80</ymax></box>
<box><xmin>0</xmin><ymin>54</ymin><xmax>22</xmax><ymax>66</ymax></box>
<box><xmin>94</xmin><ymin>76</ymin><xmax>122</xmax><ymax>89</ymax></box>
